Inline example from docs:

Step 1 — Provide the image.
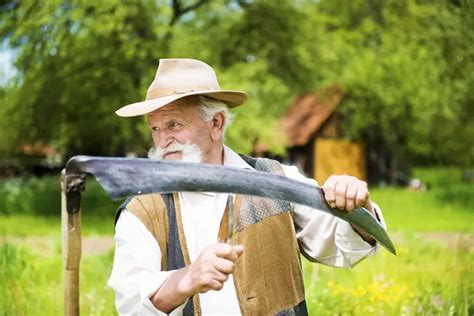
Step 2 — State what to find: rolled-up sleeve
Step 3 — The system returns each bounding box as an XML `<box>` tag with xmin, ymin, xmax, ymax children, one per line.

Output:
<box><xmin>281</xmin><ymin>165</ymin><xmax>386</xmax><ymax>268</ymax></box>
<box><xmin>108</xmin><ymin>210</ymin><xmax>186</xmax><ymax>315</ymax></box>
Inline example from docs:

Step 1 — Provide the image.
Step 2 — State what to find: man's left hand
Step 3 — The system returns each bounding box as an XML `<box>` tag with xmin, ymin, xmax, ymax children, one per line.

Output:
<box><xmin>322</xmin><ymin>175</ymin><xmax>373</xmax><ymax>213</ymax></box>
<box><xmin>323</xmin><ymin>175</ymin><xmax>377</xmax><ymax>245</ymax></box>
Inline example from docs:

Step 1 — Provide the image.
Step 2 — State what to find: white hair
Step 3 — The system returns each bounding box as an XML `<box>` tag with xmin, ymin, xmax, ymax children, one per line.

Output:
<box><xmin>196</xmin><ymin>95</ymin><xmax>235</xmax><ymax>136</ymax></box>
<box><xmin>148</xmin><ymin>142</ymin><xmax>202</xmax><ymax>163</ymax></box>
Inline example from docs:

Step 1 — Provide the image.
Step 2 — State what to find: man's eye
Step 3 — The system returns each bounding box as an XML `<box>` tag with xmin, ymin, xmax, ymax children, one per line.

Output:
<box><xmin>151</xmin><ymin>126</ymin><xmax>160</xmax><ymax>132</ymax></box>
<box><xmin>168</xmin><ymin>122</ymin><xmax>181</xmax><ymax>129</ymax></box>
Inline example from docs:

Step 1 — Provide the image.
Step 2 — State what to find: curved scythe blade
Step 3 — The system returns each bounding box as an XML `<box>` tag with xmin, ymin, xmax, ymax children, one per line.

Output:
<box><xmin>66</xmin><ymin>155</ymin><xmax>396</xmax><ymax>255</ymax></box>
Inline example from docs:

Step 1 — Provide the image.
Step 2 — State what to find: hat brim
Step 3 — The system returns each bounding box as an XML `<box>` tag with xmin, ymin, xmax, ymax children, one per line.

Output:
<box><xmin>116</xmin><ymin>90</ymin><xmax>247</xmax><ymax>117</ymax></box>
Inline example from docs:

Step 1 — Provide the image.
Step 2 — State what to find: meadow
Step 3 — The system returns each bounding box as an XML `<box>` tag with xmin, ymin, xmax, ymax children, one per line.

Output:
<box><xmin>0</xmin><ymin>167</ymin><xmax>473</xmax><ymax>315</ymax></box>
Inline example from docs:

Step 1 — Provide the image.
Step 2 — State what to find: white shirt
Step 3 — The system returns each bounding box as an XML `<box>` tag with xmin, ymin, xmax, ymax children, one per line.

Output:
<box><xmin>108</xmin><ymin>146</ymin><xmax>385</xmax><ymax>315</ymax></box>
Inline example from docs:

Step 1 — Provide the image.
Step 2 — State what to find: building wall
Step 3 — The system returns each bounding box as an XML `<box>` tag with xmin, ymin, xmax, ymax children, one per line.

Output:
<box><xmin>313</xmin><ymin>138</ymin><xmax>367</xmax><ymax>184</ymax></box>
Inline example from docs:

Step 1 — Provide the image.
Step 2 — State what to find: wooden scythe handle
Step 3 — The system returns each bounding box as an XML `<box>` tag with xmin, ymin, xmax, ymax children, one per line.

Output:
<box><xmin>61</xmin><ymin>170</ymin><xmax>84</xmax><ymax>316</ymax></box>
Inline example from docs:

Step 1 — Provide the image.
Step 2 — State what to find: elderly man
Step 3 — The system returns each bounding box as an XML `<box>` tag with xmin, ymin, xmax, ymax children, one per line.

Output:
<box><xmin>108</xmin><ymin>58</ymin><xmax>385</xmax><ymax>315</ymax></box>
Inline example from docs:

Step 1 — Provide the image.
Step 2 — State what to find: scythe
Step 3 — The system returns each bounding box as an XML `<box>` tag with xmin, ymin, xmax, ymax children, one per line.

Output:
<box><xmin>61</xmin><ymin>155</ymin><xmax>396</xmax><ymax>315</ymax></box>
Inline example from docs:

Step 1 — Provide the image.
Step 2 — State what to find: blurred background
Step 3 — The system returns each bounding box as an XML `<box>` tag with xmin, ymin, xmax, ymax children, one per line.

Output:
<box><xmin>0</xmin><ymin>0</ymin><xmax>473</xmax><ymax>315</ymax></box>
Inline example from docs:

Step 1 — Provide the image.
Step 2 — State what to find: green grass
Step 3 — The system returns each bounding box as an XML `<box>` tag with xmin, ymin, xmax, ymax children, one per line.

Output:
<box><xmin>1</xmin><ymin>233</ymin><xmax>471</xmax><ymax>315</ymax></box>
<box><xmin>370</xmin><ymin>167</ymin><xmax>474</xmax><ymax>232</ymax></box>
<box><xmin>302</xmin><ymin>167</ymin><xmax>474</xmax><ymax>315</ymax></box>
<box><xmin>0</xmin><ymin>214</ymin><xmax>115</xmax><ymax>236</ymax></box>
<box><xmin>0</xmin><ymin>167</ymin><xmax>473</xmax><ymax>315</ymax></box>
<box><xmin>0</xmin><ymin>242</ymin><xmax>115</xmax><ymax>315</ymax></box>
<box><xmin>304</xmin><ymin>233</ymin><xmax>474</xmax><ymax>315</ymax></box>
<box><xmin>371</xmin><ymin>187</ymin><xmax>474</xmax><ymax>232</ymax></box>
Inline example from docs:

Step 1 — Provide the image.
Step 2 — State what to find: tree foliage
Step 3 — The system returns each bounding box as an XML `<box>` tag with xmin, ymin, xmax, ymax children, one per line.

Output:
<box><xmin>0</xmin><ymin>0</ymin><xmax>162</xmax><ymax>157</ymax></box>
<box><xmin>0</xmin><ymin>0</ymin><xmax>472</xmax><ymax>166</ymax></box>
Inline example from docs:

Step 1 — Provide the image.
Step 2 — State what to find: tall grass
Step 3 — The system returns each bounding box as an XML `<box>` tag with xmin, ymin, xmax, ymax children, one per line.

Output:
<box><xmin>304</xmin><ymin>234</ymin><xmax>474</xmax><ymax>315</ymax></box>
<box><xmin>370</xmin><ymin>167</ymin><xmax>474</xmax><ymax>232</ymax></box>
<box><xmin>0</xmin><ymin>167</ymin><xmax>472</xmax><ymax>315</ymax></box>
<box><xmin>302</xmin><ymin>167</ymin><xmax>474</xmax><ymax>315</ymax></box>
<box><xmin>1</xmin><ymin>234</ymin><xmax>471</xmax><ymax>315</ymax></box>
<box><xmin>0</xmin><ymin>242</ymin><xmax>115</xmax><ymax>315</ymax></box>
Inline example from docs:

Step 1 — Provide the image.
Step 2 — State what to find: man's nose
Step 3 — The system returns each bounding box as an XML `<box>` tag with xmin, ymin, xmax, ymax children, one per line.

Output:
<box><xmin>156</xmin><ymin>131</ymin><xmax>174</xmax><ymax>148</ymax></box>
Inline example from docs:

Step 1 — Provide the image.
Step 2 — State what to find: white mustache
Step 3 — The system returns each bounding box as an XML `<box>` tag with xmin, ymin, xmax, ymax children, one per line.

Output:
<box><xmin>148</xmin><ymin>142</ymin><xmax>203</xmax><ymax>163</ymax></box>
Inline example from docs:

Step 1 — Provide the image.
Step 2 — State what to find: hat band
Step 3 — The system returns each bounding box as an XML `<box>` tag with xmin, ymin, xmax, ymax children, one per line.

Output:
<box><xmin>146</xmin><ymin>86</ymin><xmax>217</xmax><ymax>100</ymax></box>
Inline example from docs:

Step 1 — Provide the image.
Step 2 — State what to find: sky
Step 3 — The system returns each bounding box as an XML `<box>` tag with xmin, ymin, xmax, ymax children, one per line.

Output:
<box><xmin>0</xmin><ymin>46</ymin><xmax>16</xmax><ymax>85</ymax></box>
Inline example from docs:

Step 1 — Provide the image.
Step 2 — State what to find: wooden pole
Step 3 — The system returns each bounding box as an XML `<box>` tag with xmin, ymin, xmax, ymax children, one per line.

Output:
<box><xmin>61</xmin><ymin>170</ymin><xmax>85</xmax><ymax>316</ymax></box>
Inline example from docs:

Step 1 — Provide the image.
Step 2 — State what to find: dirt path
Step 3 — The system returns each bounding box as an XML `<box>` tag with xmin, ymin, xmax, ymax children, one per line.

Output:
<box><xmin>0</xmin><ymin>235</ymin><xmax>114</xmax><ymax>256</ymax></box>
<box><xmin>413</xmin><ymin>232</ymin><xmax>474</xmax><ymax>251</ymax></box>
<box><xmin>1</xmin><ymin>232</ymin><xmax>473</xmax><ymax>256</ymax></box>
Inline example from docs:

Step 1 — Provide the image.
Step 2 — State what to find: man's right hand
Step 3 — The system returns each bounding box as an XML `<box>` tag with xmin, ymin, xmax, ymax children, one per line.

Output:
<box><xmin>178</xmin><ymin>243</ymin><xmax>244</xmax><ymax>296</ymax></box>
<box><xmin>150</xmin><ymin>243</ymin><xmax>244</xmax><ymax>313</ymax></box>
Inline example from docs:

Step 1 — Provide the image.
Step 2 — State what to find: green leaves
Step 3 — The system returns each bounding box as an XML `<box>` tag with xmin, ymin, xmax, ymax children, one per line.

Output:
<box><xmin>1</xmin><ymin>1</ymin><xmax>160</xmax><ymax>158</ymax></box>
<box><xmin>295</xmin><ymin>0</ymin><xmax>474</xmax><ymax>166</ymax></box>
<box><xmin>0</xmin><ymin>0</ymin><xmax>471</xmax><ymax>165</ymax></box>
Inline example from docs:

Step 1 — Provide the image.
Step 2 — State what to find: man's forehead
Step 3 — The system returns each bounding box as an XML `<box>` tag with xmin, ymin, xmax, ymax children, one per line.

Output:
<box><xmin>147</xmin><ymin>97</ymin><xmax>199</xmax><ymax>120</ymax></box>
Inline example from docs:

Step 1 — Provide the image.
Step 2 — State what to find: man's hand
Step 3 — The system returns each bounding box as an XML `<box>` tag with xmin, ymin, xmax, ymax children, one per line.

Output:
<box><xmin>322</xmin><ymin>175</ymin><xmax>373</xmax><ymax>212</ymax></box>
<box><xmin>151</xmin><ymin>243</ymin><xmax>244</xmax><ymax>313</ymax></box>
<box><xmin>178</xmin><ymin>243</ymin><xmax>244</xmax><ymax>296</ymax></box>
<box><xmin>322</xmin><ymin>175</ymin><xmax>377</xmax><ymax>246</ymax></box>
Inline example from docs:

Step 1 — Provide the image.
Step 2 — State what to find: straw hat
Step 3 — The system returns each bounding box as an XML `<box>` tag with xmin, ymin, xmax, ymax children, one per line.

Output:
<box><xmin>116</xmin><ymin>58</ymin><xmax>248</xmax><ymax>117</ymax></box>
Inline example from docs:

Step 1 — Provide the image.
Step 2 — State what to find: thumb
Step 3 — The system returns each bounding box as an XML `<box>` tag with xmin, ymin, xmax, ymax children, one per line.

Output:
<box><xmin>232</xmin><ymin>244</ymin><xmax>244</xmax><ymax>258</ymax></box>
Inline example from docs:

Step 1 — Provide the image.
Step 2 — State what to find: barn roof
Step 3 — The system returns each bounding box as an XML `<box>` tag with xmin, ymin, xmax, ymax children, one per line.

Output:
<box><xmin>280</xmin><ymin>86</ymin><xmax>343</xmax><ymax>146</ymax></box>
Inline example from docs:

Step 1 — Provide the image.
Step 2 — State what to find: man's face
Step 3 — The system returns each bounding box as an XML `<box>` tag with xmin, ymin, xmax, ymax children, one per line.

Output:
<box><xmin>147</xmin><ymin>97</ymin><xmax>214</xmax><ymax>163</ymax></box>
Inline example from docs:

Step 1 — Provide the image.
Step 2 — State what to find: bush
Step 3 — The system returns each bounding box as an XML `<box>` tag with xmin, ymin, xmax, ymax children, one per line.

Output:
<box><xmin>0</xmin><ymin>176</ymin><xmax>122</xmax><ymax>217</ymax></box>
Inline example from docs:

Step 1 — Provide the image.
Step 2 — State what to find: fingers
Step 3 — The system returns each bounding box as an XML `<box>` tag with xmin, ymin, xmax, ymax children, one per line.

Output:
<box><xmin>214</xmin><ymin>257</ymin><xmax>234</xmax><ymax>274</ymax></box>
<box><xmin>323</xmin><ymin>175</ymin><xmax>349</xmax><ymax>210</ymax></box>
<box><xmin>323</xmin><ymin>175</ymin><xmax>369</xmax><ymax>212</ymax></box>
<box><xmin>335</xmin><ymin>181</ymin><xmax>348</xmax><ymax>210</ymax></box>
<box><xmin>323</xmin><ymin>176</ymin><xmax>337</xmax><ymax>208</ymax></box>
<box><xmin>207</xmin><ymin>279</ymin><xmax>225</xmax><ymax>292</ymax></box>
<box><xmin>214</xmin><ymin>243</ymin><xmax>244</xmax><ymax>261</ymax></box>
<box><xmin>186</xmin><ymin>243</ymin><xmax>245</xmax><ymax>295</ymax></box>
<box><xmin>194</xmin><ymin>273</ymin><xmax>227</xmax><ymax>293</ymax></box>
<box><xmin>213</xmin><ymin>270</ymin><xmax>229</xmax><ymax>283</ymax></box>
<box><xmin>345</xmin><ymin>184</ymin><xmax>358</xmax><ymax>212</ymax></box>
<box><xmin>233</xmin><ymin>244</ymin><xmax>244</xmax><ymax>258</ymax></box>
<box><xmin>355</xmin><ymin>182</ymin><xmax>369</xmax><ymax>209</ymax></box>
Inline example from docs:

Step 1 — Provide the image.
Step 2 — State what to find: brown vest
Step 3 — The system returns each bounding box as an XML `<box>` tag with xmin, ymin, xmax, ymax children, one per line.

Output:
<box><xmin>119</xmin><ymin>157</ymin><xmax>307</xmax><ymax>315</ymax></box>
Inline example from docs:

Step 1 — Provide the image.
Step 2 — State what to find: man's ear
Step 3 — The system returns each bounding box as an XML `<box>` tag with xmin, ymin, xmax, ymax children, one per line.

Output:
<box><xmin>210</xmin><ymin>112</ymin><xmax>225</xmax><ymax>141</ymax></box>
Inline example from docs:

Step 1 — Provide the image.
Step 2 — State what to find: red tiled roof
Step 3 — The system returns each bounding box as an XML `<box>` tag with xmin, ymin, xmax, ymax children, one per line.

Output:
<box><xmin>280</xmin><ymin>86</ymin><xmax>343</xmax><ymax>146</ymax></box>
<box><xmin>19</xmin><ymin>143</ymin><xmax>57</xmax><ymax>157</ymax></box>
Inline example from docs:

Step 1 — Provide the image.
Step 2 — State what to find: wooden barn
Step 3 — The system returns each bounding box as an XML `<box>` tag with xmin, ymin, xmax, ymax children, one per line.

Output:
<box><xmin>275</xmin><ymin>86</ymin><xmax>367</xmax><ymax>185</ymax></box>
<box><xmin>255</xmin><ymin>85</ymin><xmax>411</xmax><ymax>185</ymax></box>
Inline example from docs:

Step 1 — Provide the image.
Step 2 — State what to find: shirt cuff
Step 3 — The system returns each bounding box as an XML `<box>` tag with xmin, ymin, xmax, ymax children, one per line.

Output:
<box><xmin>142</xmin><ymin>271</ymin><xmax>189</xmax><ymax>315</ymax></box>
<box><xmin>334</xmin><ymin>220</ymin><xmax>377</xmax><ymax>265</ymax></box>
<box><xmin>371</xmin><ymin>202</ymin><xmax>386</xmax><ymax>229</ymax></box>
<box><xmin>334</xmin><ymin>202</ymin><xmax>386</xmax><ymax>265</ymax></box>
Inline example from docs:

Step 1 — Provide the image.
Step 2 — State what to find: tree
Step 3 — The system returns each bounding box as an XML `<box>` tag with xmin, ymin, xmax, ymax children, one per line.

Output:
<box><xmin>293</xmin><ymin>0</ymin><xmax>474</xmax><ymax>167</ymax></box>
<box><xmin>0</xmin><ymin>0</ymin><xmax>472</xmax><ymax>168</ymax></box>
<box><xmin>1</xmin><ymin>0</ymin><xmax>165</xmax><ymax>158</ymax></box>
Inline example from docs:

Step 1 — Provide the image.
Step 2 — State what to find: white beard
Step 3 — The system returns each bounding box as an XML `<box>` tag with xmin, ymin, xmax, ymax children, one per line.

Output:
<box><xmin>148</xmin><ymin>142</ymin><xmax>203</xmax><ymax>163</ymax></box>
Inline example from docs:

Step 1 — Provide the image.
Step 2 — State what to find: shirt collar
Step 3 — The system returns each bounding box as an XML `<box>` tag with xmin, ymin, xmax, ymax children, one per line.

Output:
<box><xmin>223</xmin><ymin>145</ymin><xmax>254</xmax><ymax>170</ymax></box>
<box><xmin>195</xmin><ymin>145</ymin><xmax>253</xmax><ymax>197</ymax></box>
